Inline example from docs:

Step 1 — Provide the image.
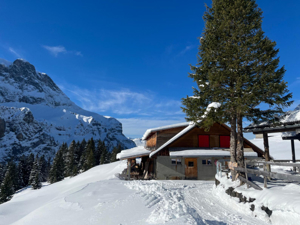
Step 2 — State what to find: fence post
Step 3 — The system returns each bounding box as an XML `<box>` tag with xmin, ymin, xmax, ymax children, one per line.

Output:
<box><xmin>263</xmin><ymin>163</ymin><xmax>267</xmax><ymax>188</ymax></box>
<box><xmin>245</xmin><ymin>161</ymin><xmax>249</xmax><ymax>189</ymax></box>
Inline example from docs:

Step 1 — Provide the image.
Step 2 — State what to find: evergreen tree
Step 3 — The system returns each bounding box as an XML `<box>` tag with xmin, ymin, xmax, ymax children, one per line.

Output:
<box><xmin>83</xmin><ymin>138</ymin><xmax>95</xmax><ymax>171</ymax></box>
<box><xmin>95</xmin><ymin>140</ymin><xmax>105</xmax><ymax>165</ymax></box>
<box><xmin>24</xmin><ymin>153</ymin><xmax>35</xmax><ymax>185</ymax></box>
<box><xmin>78</xmin><ymin>139</ymin><xmax>87</xmax><ymax>172</ymax></box>
<box><xmin>66</xmin><ymin>141</ymin><xmax>76</xmax><ymax>177</ymax></box>
<box><xmin>60</xmin><ymin>142</ymin><xmax>69</xmax><ymax>177</ymax></box>
<box><xmin>71</xmin><ymin>141</ymin><xmax>81</xmax><ymax>176</ymax></box>
<box><xmin>29</xmin><ymin>157</ymin><xmax>42</xmax><ymax>189</ymax></box>
<box><xmin>39</xmin><ymin>155</ymin><xmax>49</xmax><ymax>182</ymax></box>
<box><xmin>49</xmin><ymin>146</ymin><xmax>65</xmax><ymax>183</ymax></box>
<box><xmin>0</xmin><ymin>163</ymin><xmax>15</xmax><ymax>203</ymax></box>
<box><xmin>0</xmin><ymin>163</ymin><xmax>5</xmax><ymax>186</ymax></box>
<box><xmin>8</xmin><ymin>161</ymin><xmax>19</xmax><ymax>191</ymax></box>
<box><xmin>110</xmin><ymin>144</ymin><xmax>122</xmax><ymax>162</ymax></box>
<box><xmin>182</xmin><ymin>0</ymin><xmax>292</xmax><ymax>174</ymax></box>
<box><xmin>100</xmin><ymin>146</ymin><xmax>110</xmax><ymax>164</ymax></box>
<box><xmin>16</xmin><ymin>160</ymin><xmax>25</xmax><ymax>190</ymax></box>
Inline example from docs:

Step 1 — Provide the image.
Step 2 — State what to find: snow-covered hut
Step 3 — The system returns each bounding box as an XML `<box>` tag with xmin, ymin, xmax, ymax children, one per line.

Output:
<box><xmin>117</xmin><ymin>122</ymin><xmax>264</xmax><ymax>180</ymax></box>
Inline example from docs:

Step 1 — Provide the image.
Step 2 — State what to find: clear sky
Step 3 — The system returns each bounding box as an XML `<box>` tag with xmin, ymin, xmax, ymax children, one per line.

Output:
<box><xmin>0</xmin><ymin>0</ymin><xmax>299</xmax><ymax>139</ymax></box>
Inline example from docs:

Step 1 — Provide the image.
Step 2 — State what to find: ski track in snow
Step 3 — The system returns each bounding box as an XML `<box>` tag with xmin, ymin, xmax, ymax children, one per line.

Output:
<box><xmin>125</xmin><ymin>180</ymin><xmax>269</xmax><ymax>225</ymax></box>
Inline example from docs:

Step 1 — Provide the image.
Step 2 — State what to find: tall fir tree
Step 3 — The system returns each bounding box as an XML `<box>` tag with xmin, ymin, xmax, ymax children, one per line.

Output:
<box><xmin>49</xmin><ymin>146</ymin><xmax>65</xmax><ymax>183</ymax></box>
<box><xmin>110</xmin><ymin>144</ymin><xmax>122</xmax><ymax>162</ymax></box>
<box><xmin>100</xmin><ymin>146</ymin><xmax>110</xmax><ymax>165</ymax></box>
<box><xmin>95</xmin><ymin>140</ymin><xmax>105</xmax><ymax>165</ymax></box>
<box><xmin>29</xmin><ymin>157</ymin><xmax>42</xmax><ymax>189</ymax></box>
<box><xmin>16</xmin><ymin>160</ymin><xmax>25</xmax><ymax>190</ymax></box>
<box><xmin>182</xmin><ymin>0</ymin><xmax>292</xmax><ymax>175</ymax></box>
<box><xmin>39</xmin><ymin>155</ymin><xmax>49</xmax><ymax>182</ymax></box>
<box><xmin>0</xmin><ymin>163</ymin><xmax>5</xmax><ymax>186</ymax></box>
<box><xmin>0</xmin><ymin>163</ymin><xmax>15</xmax><ymax>203</ymax></box>
<box><xmin>24</xmin><ymin>153</ymin><xmax>35</xmax><ymax>185</ymax></box>
<box><xmin>66</xmin><ymin>140</ymin><xmax>76</xmax><ymax>177</ymax></box>
<box><xmin>83</xmin><ymin>138</ymin><xmax>96</xmax><ymax>171</ymax></box>
<box><xmin>78</xmin><ymin>139</ymin><xmax>87</xmax><ymax>172</ymax></box>
<box><xmin>71</xmin><ymin>141</ymin><xmax>81</xmax><ymax>176</ymax></box>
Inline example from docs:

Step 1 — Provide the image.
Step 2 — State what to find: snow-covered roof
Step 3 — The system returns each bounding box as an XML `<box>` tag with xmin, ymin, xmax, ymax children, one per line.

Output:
<box><xmin>170</xmin><ymin>149</ymin><xmax>258</xmax><ymax>157</ymax></box>
<box><xmin>244</xmin><ymin>109</ymin><xmax>300</xmax><ymax>134</ymax></box>
<box><xmin>149</xmin><ymin>123</ymin><xmax>196</xmax><ymax>158</ymax></box>
<box><xmin>142</xmin><ymin>122</ymin><xmax>191</xmax><ymax>140</ymax></box>
<box><xmin>116</xmin><ymin>146</ymin><xmax>150</xmax><ymax>160</ymax></box>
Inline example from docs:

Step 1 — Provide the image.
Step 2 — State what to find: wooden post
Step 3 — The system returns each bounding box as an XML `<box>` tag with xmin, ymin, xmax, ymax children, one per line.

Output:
<box><xmin>291</xmin><ymin>139</ymin><xmax>296</xmax><ymax>172</ymax></box>
<box><xmin>263</xmin><ymin>132</ymin><xmax>271</xmax><ymax>173</ymax></box>
<box><xmin>245</xmin><ymin>161</ymin><xmax>249</xmax><ymax>189</ymax></box>
<box><xmin>127</xmin><ymin>159</ymin><xmax>131</xmax><ymax>180</ymax></box>
<box><xmin>263</xmin><ymin>164</ymin><xmax>267</xmax><ymax>188</ymax></box>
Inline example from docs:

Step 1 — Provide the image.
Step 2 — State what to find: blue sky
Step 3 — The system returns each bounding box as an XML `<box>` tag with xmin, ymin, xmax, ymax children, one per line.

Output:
<box><xmin>0</xmin><ymin>0</ymin><xmax>299</xmax><ymax>139</ymax></box>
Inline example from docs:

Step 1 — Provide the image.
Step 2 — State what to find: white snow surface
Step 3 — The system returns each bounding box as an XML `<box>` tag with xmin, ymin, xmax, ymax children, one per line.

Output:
<box><xmin>117</xmin><ymin>146</ymin><xmax>150</xmax><ymax>160</ymax></box>
<box><xmin>214</xmin><ymin>167</ymin><xmax>300</xmax><ymax>225</ymax></box>
<box><xmin>0</xmin><ymin>161</ymin><xmax>270</xmax><ymax>225</ymax></box>
<box><xmin>250</xmin><ymin>133</ymin><xmax>300</xmax><ymax>160</ymax></box>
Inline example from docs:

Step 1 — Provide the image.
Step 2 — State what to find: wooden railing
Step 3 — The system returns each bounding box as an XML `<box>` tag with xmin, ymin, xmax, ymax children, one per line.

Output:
<box><xmin>233</xmin><ymin>161</ymin><xmax>300</xmax><ymax>189</ymax></box>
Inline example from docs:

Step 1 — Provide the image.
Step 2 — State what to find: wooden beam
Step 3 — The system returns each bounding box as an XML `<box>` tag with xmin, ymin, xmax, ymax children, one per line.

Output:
<box><xmin>234</xmin><ymin>167</ymin><xmax>300</xmax><ymax>182</ymax></box>
<box><xmin>263</xmin><ymin>161</ymin><xmax>300</xmax><ymax>167</ymax></box>
<box><xmin>251</xmin><ymin>127</ymin><xmax>300</xmax><ymax>134</ymax></box>
<box><xmin>127</xmin><ymin>160</ymin><xmax>131</xmax><ymax>179</ymax></box>
<box><xmin>238</xmin><ymin>176</ymin><xmax>263</xmax><ymax>190</ymax></box>
<box><xmin>263</xmin><ymin>132</ymin><xmax>271</xmax><ymax>173</ymax></box>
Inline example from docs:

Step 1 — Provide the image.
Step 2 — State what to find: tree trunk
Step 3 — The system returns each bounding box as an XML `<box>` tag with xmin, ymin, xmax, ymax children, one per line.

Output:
<box><xmin>236</xmin><ymin>113</ymin><xmax>245</xmax><ymax>178</ymax></box>
<box><xmin>230</xmin><ymin>115</ymin><xmax>237</xmax><ymax>180</ymax></box>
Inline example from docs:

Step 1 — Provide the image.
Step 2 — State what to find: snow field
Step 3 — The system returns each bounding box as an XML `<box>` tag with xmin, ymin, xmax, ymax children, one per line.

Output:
<box><xmin>0</xmin><ymin>161</ymin><xmax>150</xmax><ymax>225</ymax></box>
<box><xmin>214</xmin><ymin>169</ymin><xmax>300</xmax><ymax>225</ymax></box>
<box><xmin>1</xmin><ymin>160</ymin><xmax>292</xmax><ymax>225</ymax></box>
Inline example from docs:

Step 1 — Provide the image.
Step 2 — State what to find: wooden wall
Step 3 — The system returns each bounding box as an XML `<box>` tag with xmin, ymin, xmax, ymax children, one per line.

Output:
<box><xmin>156</xmin><ymin>127</ymin><xmax>187</xmax><ymax>149</ymax></box>
<box><xmin>169</xmin><ymin>123</ymin><xmax>229</xmax><ymax>148</ymax></box>
<box><xmin>146</xmin><ymin>132</ymin><xmax>157</xmax><ymax>150</ymax></box>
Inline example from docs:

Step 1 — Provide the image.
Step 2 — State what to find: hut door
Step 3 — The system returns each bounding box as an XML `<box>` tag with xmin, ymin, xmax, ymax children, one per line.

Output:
<box><xmin>185</xmin><ymin>158</ymin><xmax>198</xmax><ymax>179</ymax></box>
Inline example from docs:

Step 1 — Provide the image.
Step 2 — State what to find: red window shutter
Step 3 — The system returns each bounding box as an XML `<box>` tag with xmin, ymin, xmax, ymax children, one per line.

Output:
<box><xmin>198</xmin><ymin>135</ymin><xmax>210</xmax><ymax>148</ymax></box>
<box><xmin>220</xmin><ymin>136</ymin><xmax>230</xmax><ymax>148</ymax></box>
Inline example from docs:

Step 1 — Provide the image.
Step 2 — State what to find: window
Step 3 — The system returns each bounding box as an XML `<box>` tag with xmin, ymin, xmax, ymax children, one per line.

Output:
<box><xmin>198</xmin><ymin>135</ymin><xmax>210</xmax><ymax>148</ymax></box>
<box><xmin>188</xmin><ymin>161</ymin><xmax>194</xmax><ymax>167</ymax></box>
<box><xmin>171</xmin><ymin>158</ymin><xmax>182</xmax><ymax>165</ymax></box>
<box><xmin>220</xmin><ymin>136</ymin><xmax>230</xmax><ymax>148</ymax></box>
<box><xmin>202</xmin><ymin>159</ymin><xmax>212</xmax><ymax>165</ymax></box>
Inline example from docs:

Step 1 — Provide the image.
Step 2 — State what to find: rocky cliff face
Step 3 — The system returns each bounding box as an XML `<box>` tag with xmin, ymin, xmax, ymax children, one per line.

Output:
<box><xmin>0</xmin><ymin>59</ymin><xmax>135</xmax><ymax>162</ymax></box>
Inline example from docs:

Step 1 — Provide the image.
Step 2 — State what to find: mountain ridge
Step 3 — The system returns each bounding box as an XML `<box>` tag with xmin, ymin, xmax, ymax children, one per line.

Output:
<box><xmin>0</xmin><ymin>59</ymin><xmax>135</xmax><ymax>162</ymax></box>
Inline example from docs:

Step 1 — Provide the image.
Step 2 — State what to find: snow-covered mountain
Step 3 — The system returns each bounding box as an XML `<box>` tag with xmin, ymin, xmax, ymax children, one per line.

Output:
<box><xmin>0</xmin><ymin>59</ymin><xmax>135</xmax><ymax>162</ymax></box>
<box><xmin>130</xmin><ymin>138</ymin><xmax>145</xmax><ymax>147</ymax></box>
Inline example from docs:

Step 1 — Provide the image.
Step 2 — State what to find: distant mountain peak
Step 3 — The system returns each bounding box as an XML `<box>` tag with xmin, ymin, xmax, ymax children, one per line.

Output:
<box><xmin>0</xmin><ymin>58</ymin><xmax>135</xmax><ymax>162</ymax></box>
<box><xmin>0</xmin><ymin>58</ymin><xmax>12</xmax><ymax>67</ymax></box>
<box><xmin>0</xmin><ymin>58</ymin><xmax>73</xmax><ymax>107</ymax></box>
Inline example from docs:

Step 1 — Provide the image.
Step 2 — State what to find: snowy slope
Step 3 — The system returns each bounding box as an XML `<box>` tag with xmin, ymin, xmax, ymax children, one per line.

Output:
<box><xmin>0</xmin><ymin>59</ymin><xmax>135</xmax><ymax>162</ymax></box>
<box><xmin>0</xmin><ymin>161</ymin><xmax>269</xmax><ymax>225</ymax></box>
